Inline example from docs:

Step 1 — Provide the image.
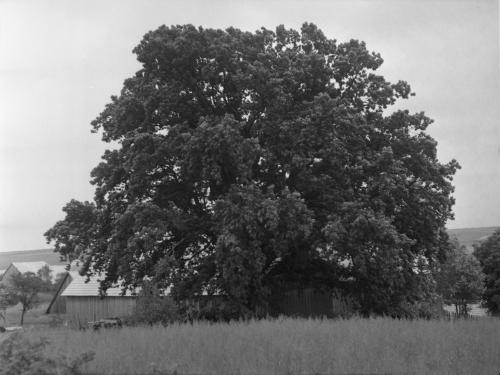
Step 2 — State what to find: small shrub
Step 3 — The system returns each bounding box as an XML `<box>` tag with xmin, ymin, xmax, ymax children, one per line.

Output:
<box><xmin>0</xmin><ymin>332</ymin><xmax>94</xmax><ymax>375</ymax></box>
<box><xmin>49</xmin><ymin>314</ymin><xmax>65</xmax><ymax>328</ymax></box>
<box><xmin>127</xmin><ymin>281</ymin><xmax>180</xmax><ymax>325</ymax></box>
<box><xmin>391</xmin><ymin>294</ymin><xmax>446</xmax><ymax>320</ymax></box>
<box><xmin>331</xmin><ymin>290</ymin><xmax>359</xmax><ymax>318</ymax></box>
<box><xmin>180</xmin><ymin>297</ymin><xmax>243</xmax><ymax>322</ymax></box>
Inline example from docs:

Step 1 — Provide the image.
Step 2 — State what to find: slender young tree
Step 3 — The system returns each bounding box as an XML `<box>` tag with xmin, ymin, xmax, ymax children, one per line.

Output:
<box><xmin>45</xmin><ymin>23</ymin><xmax>459</xmax><ymax>317</ymax></box>
<box><xmin>6</xmin><ymin>272</ymin><xmax>44</xmax><ymax>326</ymax></box>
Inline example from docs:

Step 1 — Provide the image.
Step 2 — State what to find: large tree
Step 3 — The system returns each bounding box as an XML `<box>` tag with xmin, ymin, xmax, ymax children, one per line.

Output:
<box><xmin>473</xmin><ymin>229</ymin><xmax>500</xmax><ymax>315</ymax></box>
<box><xmin>45</xmin><ymin>23</ymin><xmax>459</xmax><ymax>317</ymax></box>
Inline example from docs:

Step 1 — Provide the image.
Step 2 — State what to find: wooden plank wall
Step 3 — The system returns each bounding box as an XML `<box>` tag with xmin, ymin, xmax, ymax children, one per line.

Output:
<box><xmin>66</xmin><ymin>289</ymin><xmax>341</xmax><ymax>326</ymax></box>
<box><xmin>66</xmin><ymin>296</ymin><xmax>137</xmax><ymax>327</ymax></box>
<box><xmin>271</xmin><ymin>289</ymin><xmax>334</xmax><ymax>318</ymax></box>
<box><xmin>190</xmin><ymin>289</ymin><xmax>338</xmax><ymax>318</ymax></box>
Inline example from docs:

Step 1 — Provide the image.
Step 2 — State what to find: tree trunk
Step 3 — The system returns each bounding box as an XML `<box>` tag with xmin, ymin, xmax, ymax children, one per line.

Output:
<box><xmin>20</xmin><ymin>307</ymin><xmax>26</xmax><ymax>326</ymax></box>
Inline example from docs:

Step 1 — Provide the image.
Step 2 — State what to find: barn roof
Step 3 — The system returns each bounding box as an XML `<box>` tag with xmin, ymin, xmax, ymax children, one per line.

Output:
<box><xmin>11</xmin><ymin>261</ymin><xmax>48</xmax><ymax>274</ymax></box>
<box><xmin>61</xmin><ymin>273</ymin><xmax>138</xmax><ymax>297</ymax></box>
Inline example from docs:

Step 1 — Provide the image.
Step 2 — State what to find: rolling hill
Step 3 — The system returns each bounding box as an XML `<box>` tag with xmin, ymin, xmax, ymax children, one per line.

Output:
<box><xmin>0</xmin><ymin>249</ymin><xmax>66</xmax><ymax>270</ymax></box>
<box><xmin>447</xmin><ymin>226</ymin><xmax>499</xmax><ymax>253</ymax></box>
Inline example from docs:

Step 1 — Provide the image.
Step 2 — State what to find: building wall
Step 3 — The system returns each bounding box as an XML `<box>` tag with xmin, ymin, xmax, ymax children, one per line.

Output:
<box><xmin>190</xmin><ymin>289</ymin><xmax>338</xmax><ymax>319</ymax></box>
<box><xmin>269</xmin><ymin>288</ymin><xmax>335</xmax><ymax>318</ymax></box>
<box><xmin>0</xmin><ymin>266</ymin><xmax>19</xmax><ymax>287</ymax></box>
<box><xmin>66</xmin><ymin>296</ymin><xmax>137</xmax><ymax>327</ymax></box>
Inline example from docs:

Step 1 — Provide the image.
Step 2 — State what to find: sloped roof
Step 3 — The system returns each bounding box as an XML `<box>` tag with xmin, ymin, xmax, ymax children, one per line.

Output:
<box><xmin>61</xmin><ymin>273</ymin><xmax>137</xmax><ymax>297</ymax></box>
<box><xmin>12</xmin><ymin>261</ymin><xmax>48</xmax><ymax>274</ymax></box>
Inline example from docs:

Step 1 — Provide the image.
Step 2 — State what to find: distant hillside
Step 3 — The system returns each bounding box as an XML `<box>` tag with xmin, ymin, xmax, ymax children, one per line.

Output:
<box><xmin>0</xmin><ymin>249</ymin><xmax>66</xmax><ymax>270</ymax></box>
<box><xmin>447</xmin><ymin>226</ymin><xmax>499</xmax><ymax>253</ymax></box>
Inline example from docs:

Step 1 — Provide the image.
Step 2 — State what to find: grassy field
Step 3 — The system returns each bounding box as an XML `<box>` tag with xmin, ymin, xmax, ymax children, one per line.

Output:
<box><xmin>13</xmin><ymin>317</ymin><xmax>500</xmax><ymax>375</ymax></box>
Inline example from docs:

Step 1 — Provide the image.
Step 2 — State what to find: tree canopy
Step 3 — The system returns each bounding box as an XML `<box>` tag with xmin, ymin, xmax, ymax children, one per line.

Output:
<box><xmin>473</xmin><ymin>229</ymin><xmax>500</xmax><ymax>315</ymax></box>
<box><xmin>435</xmin><ymin>240</ymin><xmax>484</xmax><ymax>316</ymax></box>
<box><xmin>45</xmin><ymin>23</ymin><xmax>459</xmax><ymax>317</ymax></box>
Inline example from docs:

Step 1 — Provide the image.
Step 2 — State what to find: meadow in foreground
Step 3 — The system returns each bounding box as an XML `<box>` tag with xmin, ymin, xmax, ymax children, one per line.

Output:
<box><xmin>21</xmin><ymin>317</ymin><xmax>500</xmax><ymax>375</ymax></box>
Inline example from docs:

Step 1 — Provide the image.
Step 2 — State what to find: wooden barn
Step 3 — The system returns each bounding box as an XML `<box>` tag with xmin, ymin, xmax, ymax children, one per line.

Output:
<box><xmin>58</xmin><ymin>274</ymin><xmax>137</xmax><ymax>327</ymax></box>
<box><xmin>186</xmin><ymin>288</ymin><xmax>342</xmax><ymax>319</ymax></box>
<box><xmin>46</xmin><ymin>269</ymin><xmax>344</xmax><ymax>324</ymax></box>
<box><xmin>270</xmin><ymin>288</ymin><xmax>339</xmax><ymax>318</ymax></box>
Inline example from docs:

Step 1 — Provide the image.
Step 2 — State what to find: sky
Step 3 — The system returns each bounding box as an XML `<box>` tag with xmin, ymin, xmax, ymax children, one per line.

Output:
<box><xmin>0</xmin><ymin>0</ymin><xmax>499</xmax><ymax>252</ymax></box>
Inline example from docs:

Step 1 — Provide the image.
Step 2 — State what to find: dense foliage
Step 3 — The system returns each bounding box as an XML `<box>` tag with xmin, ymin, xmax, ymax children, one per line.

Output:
<box><xmin>127</xmin><ymin>281</ymin><xmax>180</xmax><ymax>325</ymax></box>
<box><xmin>0</xmin><ymin>333</ymin><xmax>94</xmax><ymax>375</ymax></box>
<box><xmin>473</xmin><ymin>229</ymin><xmax>500</xmax><ymax>315</ymax></box>
<box><xmin>45</xmin><ymin>23</ymin><xmax>458</xmax><ymax>317</ymax></box>
<box><xmin>435</xmin><ymin>240</ymin><xmax>484</xmax><ymax>315</ymax></box>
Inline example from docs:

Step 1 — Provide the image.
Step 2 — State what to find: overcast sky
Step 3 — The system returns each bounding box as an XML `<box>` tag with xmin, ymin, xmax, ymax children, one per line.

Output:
<box><xmin>0</xmin><ymin>0</ymin><xmax>499</xmax><ymax>252</ymax></box>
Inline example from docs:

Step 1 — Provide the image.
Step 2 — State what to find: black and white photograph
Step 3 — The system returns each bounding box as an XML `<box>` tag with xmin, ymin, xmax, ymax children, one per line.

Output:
<box><xmin>0</xmin><ymin>0</ymin><xmax>499</xmax><ymax>374</ymax></box>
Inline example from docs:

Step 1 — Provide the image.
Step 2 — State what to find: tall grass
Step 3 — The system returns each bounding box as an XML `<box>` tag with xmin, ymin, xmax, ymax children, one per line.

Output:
<box><xmin>24</xmin><ymin>317</ymin><xmax>500</xmax><ymax>374</ymax></box>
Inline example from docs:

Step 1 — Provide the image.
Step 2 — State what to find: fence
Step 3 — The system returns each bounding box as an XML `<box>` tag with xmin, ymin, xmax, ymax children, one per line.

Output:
<box><xmin>442</xmin><ymin>310</ymin><xmax>484</xmax><ymax>320</ymax></box>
